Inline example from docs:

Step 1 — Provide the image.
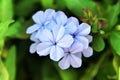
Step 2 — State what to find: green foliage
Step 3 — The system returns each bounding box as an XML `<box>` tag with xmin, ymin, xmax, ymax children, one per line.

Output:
<box><xmin>64</xmin><ymin>0</ymin><xmax>97</xmax><ymax>16</ymax></box>
<box><xmin>110</xmin><ymin>31</ymin><xmax>120</xmax><ymax>56</ymax></box>
<box><xmin>4</xmin><ymin>46</ymin><xmax>16</xmax><ymax>80</ymax></box>
<box><xmin>0</xmin><ymin>59</ymin><xmax>9</xmax><ymax>80</ymax></box>
<box><xmin>0</xmin><ymin>0</ymin><xmax>13</xmax><ymax>21</ymax></box>
<box><xmin>0</xmin><ymin>0</ymin><xmax>120</xmax><ymax>80</ymax></box>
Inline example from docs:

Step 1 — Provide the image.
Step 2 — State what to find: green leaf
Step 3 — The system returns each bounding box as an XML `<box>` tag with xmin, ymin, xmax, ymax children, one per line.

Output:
<box><xmin>0</xmin><ymin>20</ymin><xmax>14</xmax><ymax>39</ymax></box>
<box><xmin>64</xmin><ymin>0</ymin><xmax>97</xmax><ymax>16</ymax></box>
<box><xmin>0</xmin><ymin>0</ymin><xmax>13</xmax><ymax>21</ymax></box>
<box><xmin>6</xmin><ymin>20</ymin><xmax>31</xmax><ymax>39</ymax></box>
<box><xmin>108</xmin><ymin>2</ymin><xmax>120</xmax><ymax>27</ymax></box>
<box><xmin>113</xmin><ymin>53</ymin><xmax>120</xmax><ymax>80</ymax></box>
<box><xmin>0</xmin><ymin>59</ymin><xmax>9</xmax><ymax>80</ymax></box>
<box><xmin>110</xmin><ymin>31</ymin><xmax>120</xmax><ymax>55</ymax></box>
<box><xmin>91</xmin><ymin>35</ymin><xmax>105</xmax><ymax>52</ymax></box>
<box><xmin>4</xmin><ymin>45</ymin><xmax>16</xmax><ymax>80</ymax></box>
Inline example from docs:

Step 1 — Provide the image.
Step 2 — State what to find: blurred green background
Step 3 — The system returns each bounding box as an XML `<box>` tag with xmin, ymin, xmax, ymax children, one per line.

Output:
<box><xmin>0</xmin><ymin>0</ymin><xmax>120</xmax><ymax>80</ymax></box>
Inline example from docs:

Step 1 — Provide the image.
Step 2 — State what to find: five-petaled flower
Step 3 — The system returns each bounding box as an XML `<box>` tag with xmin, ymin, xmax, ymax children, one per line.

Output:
<box><xmin>26</xmin><ymin>9</ymin><xmax>93</xmax><ymax>70</ymax></box>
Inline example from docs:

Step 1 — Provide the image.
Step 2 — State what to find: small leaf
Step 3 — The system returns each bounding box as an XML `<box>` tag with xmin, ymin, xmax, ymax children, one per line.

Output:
<box><xmin>4</xmin><ymin>45</ymin><xmax>16</xmax><ymax>80</ymax></box>
<box><xmin>91</xmin><ymin>35</ymin><xmax>105</xmax><ymax>52</ymax></box>
<box><xmin>0</xmin><ymin>59</ymin><xmax>9</xmax><ymax>80</ymax></box>
<box><xmin>110</xmin><ymin>31</ymin><xmax>120</xmax><ymax>55</ymax></box>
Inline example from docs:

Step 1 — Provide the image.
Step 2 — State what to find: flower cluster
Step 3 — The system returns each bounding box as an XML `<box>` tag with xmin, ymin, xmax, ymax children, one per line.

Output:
<box><xmin>26</xmin><ymin>9</ymin><xmax>93</xmax><ymax>70</ymax></box>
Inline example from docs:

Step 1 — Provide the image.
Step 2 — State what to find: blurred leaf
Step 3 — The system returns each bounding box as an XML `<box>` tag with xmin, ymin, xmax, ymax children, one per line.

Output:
<box><xmin>108</xmin><ymin>2</ymin><xmax>120</xmax><ymax>27</ymax></box>
<box><xmin>42</xmin><ymin>61</ymin><xmax>61</xmax><ymax>80</ymax></box>
<box><xmin>6</xmin><ymin>20</ymin><xmax>31</xmax><ymax>39</ymax></box>
<box><xmin>64</xmin><ymin>0</ymin><xmax>97</xmax><ymax>16</ymax></box>
<box><xmin>15</xmin><ymin>0</ymin><xmax>38</xmax><ymax>17</ymax></box>
<box><xmin>110</xmin><ymin>31</ymin><xmax>120</xmax><ymax>55</ymax></box>
<box><xmin>80</xmin><ymin>50</ymin><xmax>108</xmax><ymax>80</ymax></box>
<box><xmin>91</xmin><ymin>34</ymin><xmax>105</xmax><ymax>52</ymax></box>
<box><xmin>96</xmin><ymin>56</ymin><xmax>116</xmax><ymax>80</ymax></box>
<box><xmin>4</xmin><ymin>45</ymin><xmax>16</xmax><ymax>80</ymax></box>
<box><xmin>0</xmin><ymin>0</ymin><xmax>13</xmax><ymax>21</ymax></box>
<box><xmin>41</xmin><ymin>0</ymin><xmax>55</xmax><ymax>9</ymax></box>
<box><xmin>113</xmin><ymin>53</ymin><xmax>120</xmax><ymax>80</ymax></box>
<box><xmin>0</xmin><ymin>59</ymin><xmax>9</xmax><ymax>80</ymax></box>
<box><xmin>0</xmin><ymin>20</ymin><xmax>14</xmax><ymax>39</ymax></box>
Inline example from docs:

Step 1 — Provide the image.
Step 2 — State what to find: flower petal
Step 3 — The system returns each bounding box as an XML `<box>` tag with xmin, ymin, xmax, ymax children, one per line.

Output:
<box><xmin>86</xmin><ymin>35</ymin><xmax>93</xmax><ymax>43</ymax></box>
<box><xmin>32</xmin><ymin>11</ymin><xmax>44</xmax><ymax>24</ymax></box>
<box><xmin>50</xmin><ymin>46</ymin><xmax>64</xmax><ymax>61</ymax></box>
<box><xmin>75</xmin><ymin>36</ymin><xmax>89</xmax><ymax>49</ymax></box>
<box><xmin>76</xmin><ymin>23</ymin><xmax>91</xmax><ymax>36</ymax></box>
<box><xmin>54</xmin><ymin>11</ymin><xmax>67</xmax><ymax>25</ymax></box>
<box><xmin>37</xmin><ymin>29</ymin><xmax>53</xmax><ymax>42</ymax></box>
<box><xmin>82</xmin><ymin>47</ymin><xmax>93</xmax><ymax>57</ymax></box>
<box><xmin>29</xmin><ymin>43</ymin><xmax>38</xmax><ymax>53</ymax></box>
<box><xmin>70</xmin><ymin>54</ymin><xmax>82</xmax><ymax>68</ymax></box>
<box><xmin>70</xmin><ymin>41</ymin><xmax>83</xmax><ymax>53</ymax></box>
<box><xmin>30</xmin><ymin>32</ymin><xmax>39</xmax><ymax>42</ymax></box>
<box><xmin>67</xmin><ymin>17</ymin><xmax>79</xmax><ymax>26</ymax></box>
<box><xmin>36</xmin><ymin>42</ymin><xmax>52</xmax><ymax>56</ymax></box>
<box><xmin>56</xmin><ymin>27</ymin><xmax>65</xmax><ymax>42</ymax></box>
<box><xmin>58</xmin><ymin>54</ymin><xmax>70</xmax><ymax>70</ymax></box>
<box><xmin>26</xmin><ymin>24</ymin><xmax>40</xmax><ymax>34</ymax></box>
<box><xmin>57</xmin><ymin>34</ymin><xmax>73</xmax><ymax>48</ymax></box>
<box><xmin>65</xmin><ymin>22</ymin><xmax>77</xmax><ymax>34</ymax></box>
<box><xmin>44</xmin><ymin>9</ymin><xmax>55</xmax><ymax>20</ymax></box>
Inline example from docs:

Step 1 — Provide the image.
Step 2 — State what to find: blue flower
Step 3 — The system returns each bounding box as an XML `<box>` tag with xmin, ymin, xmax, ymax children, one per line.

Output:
<box><xmin>26</xmin><ymin>9</ymin><xmax>93</xmax><ymax>70</ymax></box>
<box><xmin>26</xmin><ymin>9</ymin><xmax>55</xmax><ymax>34</ymax></box>
<box><xmin>73</xmin><ymin>23</ymin><xmax>91</xmax><ymax>50</ymax></box>
<box><xmin>58</xmin><ymin>41</ymin><xmax>82</xmax><ymax>70</ymax></box>
<box><xmin>58</xmin><ymin>42</ymin><xmax>93</xmax><ymax>70</ymax></box>
<box><xmin>36</xmin><ymin>26</ymin><xmax>74</xmax><ymax>61</ymax></box>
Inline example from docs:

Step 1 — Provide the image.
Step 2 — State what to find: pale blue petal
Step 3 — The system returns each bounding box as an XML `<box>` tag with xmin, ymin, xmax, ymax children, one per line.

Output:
<box><xmin>30</xmin><ymin>32</ymin><xmax>39</xmax><ymax>42</ymax></box>
<box><xmin>37</xmin><ymin>29</ymin><xmax>53</xmax><ymax>42</ymax></box>
<box><xmin>29</xmin><ymin>43</ymin><xmax>38</xmax><ymax>53</ymax></box>
<box><xmin>65</xmin><ymin>22</ymin><xmax>77</xmax><ymax>34</ymax></box>
<box><xmin>32</xmin><ymin>11</ymin><xmax>44</xmax><ymax>24</ymax></box>
<box><xmin>69</xmin><ymin>41</ymin><xmax>83</xmax><ymax>53</ymax></box>
<box><xmin>67</xmin><ymin>17</ymin><xmax>79</xmax><ymax>26</ymax></box>
<box><xmin>50</xmin><ymin>46</ymin><xmax>64</xmax><ymax>61</ymax></box>
<box><xmin>75</xmin><ymin>36</ymin><xmax>89</xmax><ymax>49</ymax></box>
<box><xmin>56</xmin><ymin>27</ymin><xmax>65</xmax><ymax>42</ymax></box>
<box><xmin>44</xmin><ymin>9</ymin><xmax>55</xmax><ymax>20</ymax></box>
<box><xmin>82</xmin><ymin>47</ymin><xmax>93</xmax><ymax>57</ymax></box>
<box><xmin>36</xmin><ymin>42</ymin><xmax>52</xmax><ymax>56</ymax></box>
<box><xmin>76</xmin><ymin>23</ymin><xmax>91</xmax><ymax>36</ymax></box>
<box><xmin>58</xmin><ymin>54</ymin><xmax>70</xmax><ymax>70</ymax></box>
<box><xmin>86</xmin><ymin>35</ymin><xmax>93</xmax><ymax>43</ymax></box>
<box><xmin>26</xmin><ymin>24</ymin><xmax>40</xmax><ymax>34</ymax></box>
<box><xmin>57</xmin><ymin>35</ymin><xmax>73</xmax><ymax>48</ymax></box>
<box><xmin>54</xmin><ymin>11</ymin><xmax>67</xmax><ymax>25</ymax></box>
<box><xmin>70</xmin><ymin>54</ymin><xmax>82</xmax><ymax>68</ymax></box>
